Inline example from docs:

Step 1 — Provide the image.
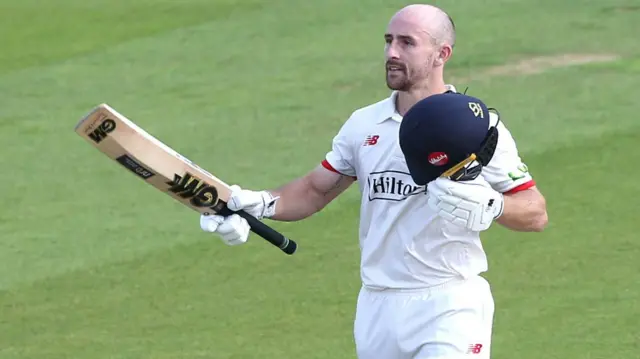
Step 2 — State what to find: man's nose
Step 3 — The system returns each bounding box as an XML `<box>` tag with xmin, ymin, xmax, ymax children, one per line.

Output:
<box><xmin>385</xmin><ymin>43</ymin><xmax>400</xmax><ymax>60</ymax></box>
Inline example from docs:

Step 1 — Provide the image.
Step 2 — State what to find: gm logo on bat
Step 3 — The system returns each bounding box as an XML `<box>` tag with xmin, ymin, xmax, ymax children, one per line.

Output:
<box><xmin>88</xmin><ymin>118</ymin><xmax>116</xmax><ymax>144</ymax></box>
<box><xmin>167</xmin><ymin>172</ymin><xmax>222</xmax><ymax>213</ymax></box>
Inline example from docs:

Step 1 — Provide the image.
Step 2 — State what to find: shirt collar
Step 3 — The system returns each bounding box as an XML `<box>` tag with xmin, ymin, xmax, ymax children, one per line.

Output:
<box><xmin>375</xmin><ymin>91</ymin><xmax>403</xmax><ymax>124</ymax></box>
<box><xmin>376</xmin><ymin>84</ymin><xmax>458</xmax><ymax>124</ymax></box>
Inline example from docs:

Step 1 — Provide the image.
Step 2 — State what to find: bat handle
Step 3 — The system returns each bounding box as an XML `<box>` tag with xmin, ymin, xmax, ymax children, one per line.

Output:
<box><xmin>218</xmin><ymin>207</ymin><xmax>297</xmax><ymax>255</ymax></box>
<box><xmin>239</xmin><ymin>211</ymin><xmax>297</xmax><ymax>255</ymax></box>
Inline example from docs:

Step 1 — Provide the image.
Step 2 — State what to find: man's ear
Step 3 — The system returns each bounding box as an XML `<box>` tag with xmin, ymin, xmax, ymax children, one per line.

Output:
<box><xmin>435</xmin><ymin>45</ymin><xmax>453</xmax><ymax>66</ymax></box>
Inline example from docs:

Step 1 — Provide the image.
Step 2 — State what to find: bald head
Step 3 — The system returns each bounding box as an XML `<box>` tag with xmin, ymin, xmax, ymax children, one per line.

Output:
<box><xmin>383</xmin><ymin>4</ymin><xmax>456</xmax><ymax>92</ymax></box>
<box><xmin>389</xmin><ymin>4</ymin><xmax>456</xmax><ymax>47</ymax></box>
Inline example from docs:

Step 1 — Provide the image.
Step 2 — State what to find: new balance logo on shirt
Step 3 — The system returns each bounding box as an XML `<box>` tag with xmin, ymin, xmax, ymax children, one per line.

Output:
<box><xmin>363</xmin><ymin>135</ymin><xmax>380</xmax><ymax>146</ymax></box>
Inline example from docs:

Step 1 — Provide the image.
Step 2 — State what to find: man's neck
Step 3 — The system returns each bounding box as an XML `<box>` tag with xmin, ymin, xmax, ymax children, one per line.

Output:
<box><xmin>395</xmin><ymin>83</ymin><xmax>449</xmax><ymax>116</ymax></box>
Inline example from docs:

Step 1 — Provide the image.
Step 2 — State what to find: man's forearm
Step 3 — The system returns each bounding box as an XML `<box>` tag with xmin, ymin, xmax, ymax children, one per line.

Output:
<box><xmin>267</xmin><ymin>171</ymin><xmax>353</xmax><ymax>222</ymax></box>
<box><xmin>496</xmin><ymin>187</ymin><xmax>548</xmax><ymax>232</ymax></box>
<box><xmin>267</xmin><ymin>177</ymin><xmax>326</xmax><ymax>221</ymax></box>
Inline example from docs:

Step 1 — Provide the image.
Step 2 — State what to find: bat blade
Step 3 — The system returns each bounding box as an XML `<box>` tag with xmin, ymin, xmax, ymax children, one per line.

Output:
<box><xmin>74</xmin><ymin>103</ymin><xmax>297</xmax><ymax>255</ymax></box>
<box><xmin>74</xmin><ymin>104</ymin><xmax>231</xmax><ymax>214</ymax></box>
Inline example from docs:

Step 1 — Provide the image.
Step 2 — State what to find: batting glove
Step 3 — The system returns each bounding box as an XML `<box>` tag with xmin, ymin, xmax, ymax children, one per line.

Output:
<box><xmin>200</xmin><ymin>213</ymin><xmax>250</xmax><ymax>246</ymax></box>
<box><xmin>226</xmin><ymin>185</ymin><xmax>278</xmax><ymax>220</ymax></box>
<box><xmin>427</xmin><ymin>178</ymin><xmax>504</xmax><ymax>232</ymax></box>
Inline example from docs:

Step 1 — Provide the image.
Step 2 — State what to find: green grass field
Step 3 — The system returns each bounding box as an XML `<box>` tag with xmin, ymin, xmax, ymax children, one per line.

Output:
<box><xmin>1</xmin><ymin>0</ymin><xmax>639</xmax><ymax>358</ymax></box>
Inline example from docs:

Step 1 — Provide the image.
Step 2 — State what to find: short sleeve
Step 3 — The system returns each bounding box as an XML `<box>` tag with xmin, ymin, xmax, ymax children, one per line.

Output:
<box><xmin>322</xmin><ymin>116</ymin><xmax>357</xmax><ymax>178</ymax></box>
<box><xmin>482</xmin><ymin>113</ymin><xmax>535</xmax><ymax>194</ymax></box>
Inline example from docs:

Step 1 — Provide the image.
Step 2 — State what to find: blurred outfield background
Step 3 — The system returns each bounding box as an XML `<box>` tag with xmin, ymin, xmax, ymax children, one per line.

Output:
<box><xmin>1</xmin><ymin>0</ymin><xmax>639</xmax><ymax>358</ymax></box>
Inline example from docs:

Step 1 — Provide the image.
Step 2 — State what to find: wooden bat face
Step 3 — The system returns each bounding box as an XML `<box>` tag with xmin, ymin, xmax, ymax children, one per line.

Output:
<box><xmin>74</xmin><ymin>104</ymin><xmax>232</xmax><ymax>215</ymax></box>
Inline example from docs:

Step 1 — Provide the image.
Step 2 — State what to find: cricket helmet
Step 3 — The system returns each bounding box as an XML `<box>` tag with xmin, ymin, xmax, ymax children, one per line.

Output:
<box><xmin>398</xmin><ymin>92</ymin><xmax>500</xmax><ymax>185</ymax></box>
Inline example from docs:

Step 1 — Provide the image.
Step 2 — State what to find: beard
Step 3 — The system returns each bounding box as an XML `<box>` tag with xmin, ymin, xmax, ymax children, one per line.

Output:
<box><xmin>385</xmin><ymin>67</ymin><xmax>411</xmax><ymax>91</ymax></box>
<box><xmin>385</xmin><ymin>56</ymin><xmax>436</xmax><ymax>91</ymax></box>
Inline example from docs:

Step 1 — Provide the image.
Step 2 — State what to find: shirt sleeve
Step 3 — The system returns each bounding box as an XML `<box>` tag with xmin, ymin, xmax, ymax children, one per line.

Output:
<box><xmin>321</xmin><ymin>116</ymin><xmax>357</xmax><ymax>179</ymax></box>
<box><xmin>482</xmin><ymin>113</ymin><xmax>535</xmax><ymax>194</ymax></box>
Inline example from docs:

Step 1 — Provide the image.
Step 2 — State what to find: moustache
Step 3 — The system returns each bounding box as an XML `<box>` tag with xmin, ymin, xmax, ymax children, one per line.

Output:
<box><xmin>385</xmin><ymin>61</ymin><xmax>406</xmax><ymax>71</ymax></box>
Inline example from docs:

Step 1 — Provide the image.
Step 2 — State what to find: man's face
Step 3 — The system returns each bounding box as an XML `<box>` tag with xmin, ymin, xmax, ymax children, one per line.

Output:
<box><xmin>384</xmin><ymin>19</ymin><xmax>439</xmax><ymax>91</ymax></box>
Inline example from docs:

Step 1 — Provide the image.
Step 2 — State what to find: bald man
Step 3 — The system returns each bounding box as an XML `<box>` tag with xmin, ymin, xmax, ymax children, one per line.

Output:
<box><xmin>200</xmin><ymin>3</ymin><xmax>548</xmax><ymax>359</ymax></box>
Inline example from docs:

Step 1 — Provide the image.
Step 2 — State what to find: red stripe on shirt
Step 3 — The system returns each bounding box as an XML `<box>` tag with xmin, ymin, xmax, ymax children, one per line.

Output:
<box><xmin>505</xmin><ymin>180</ymin><xmax>535</xmax><ymax>194</ymax></box>
<box><xmin>321</xmin><ymin>160</ymin><xmax>357</xmax><ymax>179</ymax></box>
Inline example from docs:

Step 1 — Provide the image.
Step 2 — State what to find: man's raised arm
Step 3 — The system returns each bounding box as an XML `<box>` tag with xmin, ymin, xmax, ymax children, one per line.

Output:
<box><xmin>267</xmin><ymin>165</ymin><xmax>355</xmax><ymax>221</ymax></box>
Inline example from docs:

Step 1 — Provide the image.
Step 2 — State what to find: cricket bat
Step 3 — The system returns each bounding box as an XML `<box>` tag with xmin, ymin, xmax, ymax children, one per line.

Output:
<box><xmin>74</xmin><ymin>103</ymin><xmax>297</xmax><ymax>255</ymax></box>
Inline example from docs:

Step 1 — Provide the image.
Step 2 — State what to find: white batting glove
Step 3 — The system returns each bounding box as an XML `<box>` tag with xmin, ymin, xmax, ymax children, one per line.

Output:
<box><xmin>427</xmin><ymin>178</ymin><xmax>504</xmax><ymax>232</ymax></box>
<box><xmin>226</xmin><ymin>185</ymin><xmax>278</xmax><ymax>220</ymax></box>
<box><xmin>200</xmin><ymin>213</ymin><xmax>250</xmax><ymax>246</ymax></box>
<box><xmin>199</xmin><ymin>185</ymin><xmax>279</xmax><ymax>246</ymax></box>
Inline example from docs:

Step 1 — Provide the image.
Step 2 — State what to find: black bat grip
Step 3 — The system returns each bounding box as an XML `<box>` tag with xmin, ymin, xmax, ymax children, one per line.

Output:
<box><xmin>237</xmin><ymin>211</ymin><xmax>297</xmax><ymax>255</ymax></box>
<box><xmin>217</xmin><ymin>206</ymin><xmax>297</xmax><ymax>255</ymax></box>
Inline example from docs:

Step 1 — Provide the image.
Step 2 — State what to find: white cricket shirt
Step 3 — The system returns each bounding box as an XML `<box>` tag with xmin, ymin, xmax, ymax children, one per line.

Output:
<box><xmin>322</xmin><ymin>87</ymin><xmax>535</xmax><ymax>290</ymax></box>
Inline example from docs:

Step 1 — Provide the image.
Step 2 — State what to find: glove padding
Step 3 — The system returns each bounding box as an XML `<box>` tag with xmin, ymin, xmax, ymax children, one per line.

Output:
<box><xmin>427</xmin><ymin>178</ymin><xmax>504</xmax><ymax>232</ymax></box>
<box><xmin>199</xmin><ymin>185</ymin><xmax>278</xmax><ymax>246</ymax></box>
<box><xmin>226</xmin><ymin>185</ymin><xmax>278</xmax><ymax>220</ymax></box>
<box><xmin>200</xmin><ymin>213</ymin><xmax>250</xmax><ymax>246</ymax></box>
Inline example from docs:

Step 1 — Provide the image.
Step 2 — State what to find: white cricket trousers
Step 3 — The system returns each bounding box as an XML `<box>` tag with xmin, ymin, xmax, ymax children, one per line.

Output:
<box><xmin>353</xmin><ymin>275</ymin><xmax>495</xmax><ymax>359</ymax></box>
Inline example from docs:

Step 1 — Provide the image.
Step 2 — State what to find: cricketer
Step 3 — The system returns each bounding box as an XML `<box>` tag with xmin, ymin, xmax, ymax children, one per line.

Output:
<box><xmin>200</xmin><ymin>3</ymin><xmax>548</xmax><ymax>358</ymax></box>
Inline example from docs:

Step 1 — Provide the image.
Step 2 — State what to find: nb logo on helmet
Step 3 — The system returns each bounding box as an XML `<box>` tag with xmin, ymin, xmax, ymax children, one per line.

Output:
<box><xmin>468</xmin><ymin>102</ymin><xmax>484</xmax><ymax>118</ymax></box>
